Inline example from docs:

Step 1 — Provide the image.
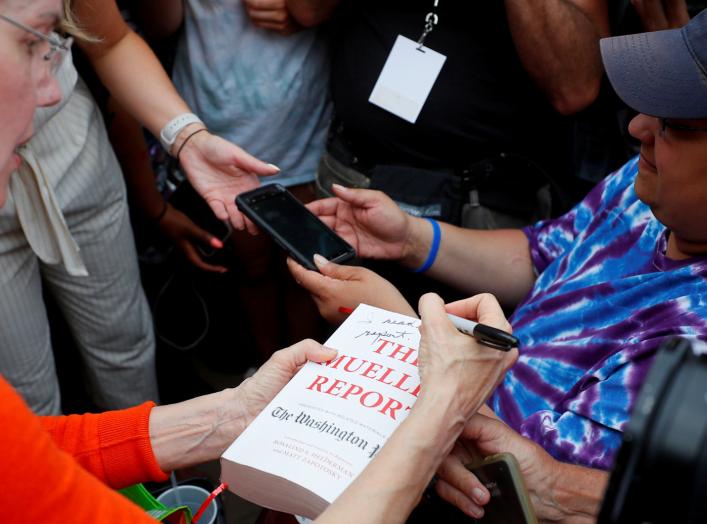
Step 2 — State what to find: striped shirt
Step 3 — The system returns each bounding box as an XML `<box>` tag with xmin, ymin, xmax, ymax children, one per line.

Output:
<box><xmin>492</xmin><ymin>157</ymin><xmax>707</xmax><ymax>469</ymax></box>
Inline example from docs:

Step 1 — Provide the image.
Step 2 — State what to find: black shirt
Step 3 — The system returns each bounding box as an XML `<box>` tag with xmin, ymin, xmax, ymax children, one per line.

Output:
<box><xmin>330</xmin><ymin>0</ymin><xmax>572</xmax><ymax>177</ymax></box>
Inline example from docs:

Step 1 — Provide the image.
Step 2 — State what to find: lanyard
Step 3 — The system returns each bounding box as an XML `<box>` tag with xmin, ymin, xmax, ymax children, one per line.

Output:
<box><xmin>417</xmin><ymin>0</ymin><xmax>440</xmax><ymax>49</ymax></box>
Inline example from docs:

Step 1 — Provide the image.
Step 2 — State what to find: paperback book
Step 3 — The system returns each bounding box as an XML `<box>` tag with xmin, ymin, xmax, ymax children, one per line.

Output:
<box><xmin>221</xmin><ymin>304</ymin><xmax>421</xmax><ymax>518</ymax></box>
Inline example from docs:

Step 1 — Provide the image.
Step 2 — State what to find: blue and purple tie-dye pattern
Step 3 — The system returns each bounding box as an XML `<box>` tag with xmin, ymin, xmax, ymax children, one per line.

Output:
<box><xmin>491</xmin><ymin>157</ymin><xmax>707</xmax><ymax>470</ymax></box>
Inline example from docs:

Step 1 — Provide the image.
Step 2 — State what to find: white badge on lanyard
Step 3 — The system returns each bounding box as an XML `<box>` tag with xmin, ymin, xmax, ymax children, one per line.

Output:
<box><xmin>369</xmin><ymin>2</ymin><xmax>446</xmax><ymax>124</ymax></box>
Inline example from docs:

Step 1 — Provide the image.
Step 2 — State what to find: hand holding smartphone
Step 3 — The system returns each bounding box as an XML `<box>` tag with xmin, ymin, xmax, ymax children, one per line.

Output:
<box><xmin>466</xmin><ymin>453</ymin><xmax>538</xmax><ymax>524</ymax></box>
<box><xmin>236</xmin><ymin>184</ymin><xmax>356</xmax><ymax>271</ymax></box>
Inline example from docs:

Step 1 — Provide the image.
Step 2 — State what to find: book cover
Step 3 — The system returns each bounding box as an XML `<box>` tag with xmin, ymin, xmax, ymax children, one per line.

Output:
<box><xmin>221</xmin><ymin>304</ymin><xmax>421</xmax><ymax>518</ymax></box>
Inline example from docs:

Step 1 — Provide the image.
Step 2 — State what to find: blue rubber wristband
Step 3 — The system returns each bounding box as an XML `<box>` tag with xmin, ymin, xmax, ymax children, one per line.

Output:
<box><xmin>412</xmin><ymin>218</ymin><xmax>441</xmax><ymax>273</ymax></box>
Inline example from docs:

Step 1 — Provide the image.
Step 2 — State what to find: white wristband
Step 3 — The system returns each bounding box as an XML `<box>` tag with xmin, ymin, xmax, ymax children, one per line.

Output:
<box><xmin>159</xmin><ymin>113</ymin><xmax>204</xmax><ymax>154</ymax></box>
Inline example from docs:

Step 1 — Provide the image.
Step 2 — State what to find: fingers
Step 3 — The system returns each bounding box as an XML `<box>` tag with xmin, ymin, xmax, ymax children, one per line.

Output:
<box><xmin>631</xmin><ymin>0</ymin><xmax>668</xmax><ymax>30</ymax></box>
<box><xmin>179</xmin><ymin>242</ymin><xmax>228</xmax><ymax>273</ymax></box>
<box><xmin>286</xmin><ymin>257</ymin><xmax>325</xmax><ymax>298</ymax></box>
<box><xmin>224</xmin><ymin>198</ymin><xmax>247</xmax><ymax>231</ymax></box>
<box><xmin>331</xmin><ymin>184</ymin><xmax>382</xmax><ymax>209</ymax></box>
<box><xmin>244</xmin><ymin>0</ymin><xmax>285</xmax><ymax>8</ymax></box>
<box><xmin>318</xmin><ymin>215</ymin><xmax>336</xmax><ymax>229</ymax></box>
<box><xmin>185</xmin><ymin>220</ymin><xmax>224</xmax><ymax>250</ymax></box>
<box><xmin>459</xmin><ymin>414</ymin><xmax>510</xmax><ymax>456</ymax></box>
<box><xmin>246</xmin><ymin>7</ymin><xmax>290</xmax><ymax>24</ymax></box>
<box><xmin>435</xmin><ymin>446</ymin><xmax>490</xmax><ymax>518</ymax></box>
<box><xmin>284</xmin><ymin>338</ymin><xmax>337</xmax><ymax>366</ymax></box>
<box><xmin>435</xmin><ymin>479</ymin><xmax>486</xmax><ymax>520</ymax></box>
<box><xmin>230</xmin><ymin>143</ymin><xmax>280</xmax><ymax>177</ymax></box>
<box><xmin>445</xmin><ymin>293</ymin><xmax>511</xmax><ymax>333</ymax></box>
<box><xmin>418</xmin><ymin>292</ymin><xmax>456</xmax><ymax>338</ymax></box>
<box><xmin>665</xmin><ymin>0</ymin><xmax>690</xmax><ymax>26</ymax></box>
<box><xmin>306</xmin><ymin>197</ymin><xmax>342</xmax><ymax>218</ymax></box>
<box><xmin>205</xmin><ymin>197</ymin><xmax>235</xmax><ymax>225</ymax></box>
<box><xmin>244</xmin><ymin>215</ymin><xmax>260</xmax><ymax>236</ymax></box>
<box><xmin>313</xmin><ymin>254</ymin><xmax>359</xmax><ymax>280</ymax></box>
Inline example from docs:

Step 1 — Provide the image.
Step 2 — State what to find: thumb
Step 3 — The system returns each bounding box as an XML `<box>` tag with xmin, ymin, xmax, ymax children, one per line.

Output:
<box><xmin>461</xmin><ymin>414</ymin><xmax>508</xmax><ymax>455</ymax></box>
<box><xmin>313</xmin><ymin>254</ymin><xmax>358</xmax><ymax>280</ymax></box>
<box><xmin>418</xmin><ymin>292</ymin><xmax>456</xmax><ymax>338</ymax></box>
<box><xmin>331</xmin><ymin>184</ymin><xmax>379</xmax><ymax>209</ymax></box>
<box><xmin>287</xmin><ymin>339</ymin><xmax>338</xmax><ymax>366</ymax></box>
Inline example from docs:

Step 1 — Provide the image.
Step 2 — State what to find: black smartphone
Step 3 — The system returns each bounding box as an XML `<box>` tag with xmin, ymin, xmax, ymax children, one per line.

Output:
<box><xmin>236</xmin><ymin>183</ymin><xmax>356</xmax><ymax>271</ymax></box>
<box><xmin>466</xmin><ymin>453</ymin><xmax>538</xmax><ymax>524</ymax></box>
<box><xmin>168</xmin><ymin>181</ymin><xmax>232</xmax><ymax>257</ymax></box>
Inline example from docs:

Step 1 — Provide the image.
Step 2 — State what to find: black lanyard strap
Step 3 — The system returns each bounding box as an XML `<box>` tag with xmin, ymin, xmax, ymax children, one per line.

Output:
<box><xmin>417</xmin><ymin>0</ymin><xmax>440</xmax><ymax>49</ymax></box>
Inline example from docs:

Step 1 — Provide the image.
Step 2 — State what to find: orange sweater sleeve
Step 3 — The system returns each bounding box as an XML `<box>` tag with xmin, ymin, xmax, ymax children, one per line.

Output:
<box><xmin>40</xmin><ymin>401</ymin><xmax>169</xmax><ymax>488</ymax></box>
<box><xmin>0</xmin><ymin>377</ymin><xmax>164</xmax><ymax>523</ymax></box>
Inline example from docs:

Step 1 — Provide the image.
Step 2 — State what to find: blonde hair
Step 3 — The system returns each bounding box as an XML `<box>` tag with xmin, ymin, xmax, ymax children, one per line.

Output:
<box><xmin>60</xmin><ymin>0</ymin><xmax>99</xmax><ymax>42</ymax></box>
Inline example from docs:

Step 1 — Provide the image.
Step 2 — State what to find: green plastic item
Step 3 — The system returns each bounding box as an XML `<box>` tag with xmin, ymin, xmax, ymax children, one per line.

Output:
<box><xmin>120</xmin><ymin>483</ymin><xmax>193</xmax><ymax>523</ymax></box>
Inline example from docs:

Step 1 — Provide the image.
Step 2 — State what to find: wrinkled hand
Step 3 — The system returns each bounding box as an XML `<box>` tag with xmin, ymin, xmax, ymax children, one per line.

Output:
<box><xmin>287</xmin><ymin>255</ymin><xmax>415</xmax><ymax>324</ymax></box>
<box><xmin>307</xmin><ymin>185</ymin><xmax>413</xmax><ymax>261</ymax></box>
<box><xmin>178</xmin><ymin>128</ymin><xmax>279</xmax><ymax>232</ymax></box>
<box><xmin>238</xmin><ymin>339</ymin><xmax>337</xmax><ymax>426</ymax></box>
<box><xmin>244</xmin><ymin>0</ymin><xmax>300</xmax><ymax>35</ymax></box>
<box><xmin>159</xmin><ymin>203</ymin><xmax>229</xmax><ymax>273</ymax></box>
<box><xmin>631</xmin><ymin>0</ymin><xmax>689</xmax><ymax>30</ymax></box>
<box><xmin>417</xmin><ymin>293</ymin><xmax>518</xmax><ymax>417</ymax></box>
<box><xmin>436</xmin><ymin>413</ymin><xmax>559</xmax><ymax>520</ymax></box>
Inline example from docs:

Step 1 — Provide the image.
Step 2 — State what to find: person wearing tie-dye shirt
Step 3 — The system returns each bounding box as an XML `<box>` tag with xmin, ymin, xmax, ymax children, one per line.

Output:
<box><xmin>288</xmin><ymin>9</ymin><xmax>707</xmax><ymax>521</ymax></box>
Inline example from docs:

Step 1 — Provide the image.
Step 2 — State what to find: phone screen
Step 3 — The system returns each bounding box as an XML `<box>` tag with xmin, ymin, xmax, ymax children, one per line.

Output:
<box><xmin>242</xmin><ymin>186</ymin><xmax>354</xmax><ymax>266</ymax></box>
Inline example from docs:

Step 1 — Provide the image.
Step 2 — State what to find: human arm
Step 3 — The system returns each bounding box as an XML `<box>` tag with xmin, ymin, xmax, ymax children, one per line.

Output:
<box><xmin>285</xmin><ymin>0</ymin><xmax>339</xmax><ymax>27</ymax></box>
<box><xmin>309</xmin><ymin>185</ymin><xmax>536</xmax><ymax>307</ymax></box>
<box><xmin>287</xmin><ymin>255</ymin><xmax>416</xmax><ymax>324</ymax></box>
<box><xmin>316</xmin><ymin>293</ymin><xmax>518</xmax><ymax>523</ymax></box>
<box><xmin>72</xmin><ymin>0</ymin><xmax>279</xmax><ymax>229</ymax></box>
<box><xmin>0</xmin><ymin>377</ymin><xmax>158</xmax><ymax>522</ymax></box>
<box><xmin>38</xmin><ymin>340</ymin><xmax>335</xmax><ymax>482</ymax></box>
<box><xmin>147</xmin><ymin>340</ymin><xmax>336</xmax><ymax>471</ymax></box>
<box><xmin>436</xmin><ymin>414</ymin><xmax>608</xmax><ymax>523</ymax></box>
<box><xmin>134</xmin><ymin>0</ymin><xmax>184</xmax><ymax>41</ymax></box>
<box><xmin>105</xmin><ymin>96</ymin><xmax>228</xmax><ymax>273</ymax></box>
<box><xmin>504</xmin><ymin>0</ymin><xmax>610</xmax><ymax>115</ymax></box>
<box><xmin>631</xmin><ymin>0</ymin><xmax>689</xmax><ymax>30</ymax></box>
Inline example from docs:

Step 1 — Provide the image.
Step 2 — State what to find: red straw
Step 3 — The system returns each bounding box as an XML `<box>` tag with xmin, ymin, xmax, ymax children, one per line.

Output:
<box><xmin>192</xmin><ymin>482</ymin><xmax>228</xmax><ymax>524</ymax></box>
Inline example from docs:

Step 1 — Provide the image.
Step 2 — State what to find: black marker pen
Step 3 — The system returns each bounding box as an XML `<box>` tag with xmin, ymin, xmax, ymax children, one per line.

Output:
<box><xmin>447</xmin><ymin>313</ymin><xmax>519</xmax><ymax>351</ymax></box>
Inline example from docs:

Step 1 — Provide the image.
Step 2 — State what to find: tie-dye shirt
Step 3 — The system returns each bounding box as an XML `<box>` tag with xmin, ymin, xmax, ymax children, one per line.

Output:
<box><xmin>491</xmin><ymin>157</ymin><xmax>707</xmax><ymax>470</ymax></box>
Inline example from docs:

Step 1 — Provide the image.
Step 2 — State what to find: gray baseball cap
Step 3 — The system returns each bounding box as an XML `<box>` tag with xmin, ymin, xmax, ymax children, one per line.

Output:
<box><xmin>600</xmin><ymin>9</ymin><xmax>707</xmax><ymax>118</ymax></box>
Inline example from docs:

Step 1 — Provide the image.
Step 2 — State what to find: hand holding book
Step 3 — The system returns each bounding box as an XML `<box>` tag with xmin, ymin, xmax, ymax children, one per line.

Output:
<box><xmin>417</xmin><ymin>292</ymin><xmax>518</xmax><ymax>419</ymax></box>
<box><xmin>222</xmin><ymin>294</ymin><xmax>518</xmax><ymax>522</ymax></box>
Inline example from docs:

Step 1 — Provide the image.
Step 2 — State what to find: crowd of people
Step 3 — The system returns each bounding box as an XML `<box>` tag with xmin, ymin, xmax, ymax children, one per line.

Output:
<box><xmin>1</xmin><ymin>0</ymin><xmax>706</xmax><ymax>522</ymax></box>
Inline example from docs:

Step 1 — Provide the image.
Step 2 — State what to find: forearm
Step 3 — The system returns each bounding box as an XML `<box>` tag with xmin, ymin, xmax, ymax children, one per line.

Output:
<box><xmin>504</xmin><ymin>0</ymin><xmax>609</xmax><ymax>115</ymax></box>
<box><xmin>537</xmin><ymin>462</ymin><xmax>608</xmax><ymax>523</ymax></box>
<box><xmin>316</xmin><ymin>392</ymin><xmax>466</xmax><ymax>524</ymax></box>
<box><xmin>286</xmin><ymin>0</ymin><xmax>339</xmax><ymax>26</ymax></box>
<box><xmin>105</xmin><ymin>97</ymin><xmax>165</xmax><ymax>219</ymax></box>
<box><xmin>401</xmin><ymin>218</ymin><xmax>536</xmax><ymax>307</ymax></box>
<box><xmin>149</xmin><ymin>388</ymin><xmax>249</xmax><ymax>472</ymax></box>
<box><xmin>73</xmin><ymin>0</ymin><xmax>190</xmax><ymax>141</ymax></box>
<box><xmin>86</xmin><ymin>30</ymin><xmax>190</xmax><ymax>141</ymax></box>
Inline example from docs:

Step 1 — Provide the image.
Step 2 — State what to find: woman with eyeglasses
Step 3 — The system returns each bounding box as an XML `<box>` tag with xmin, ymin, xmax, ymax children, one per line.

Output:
<box><xmin>0</xmin><ymin>0</ymin><xmax>284</xmax><ymax>416</ymax></box>
<box><xmin>0</xmin><ymin>6</ymin><xmax>519</xmax><ymax>523</ymax></box>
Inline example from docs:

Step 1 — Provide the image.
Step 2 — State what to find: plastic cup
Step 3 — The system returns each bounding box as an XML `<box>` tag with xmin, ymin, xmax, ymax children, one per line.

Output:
<box><xmin>157</xmin><ymin>485</ymin><xmax>217</xmax><ymax>524</ymax></box>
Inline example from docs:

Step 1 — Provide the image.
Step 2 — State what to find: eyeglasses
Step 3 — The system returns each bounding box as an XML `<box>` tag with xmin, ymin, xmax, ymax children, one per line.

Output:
<box><xmin>659</xmin><ymin>118</ymin><xmax>707</xmax><ymax>135</ymax></box>
<box><xmin>0</xmin><ymin>14</ymin><xmax>73</xmax><ymax>76</ymax></box>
